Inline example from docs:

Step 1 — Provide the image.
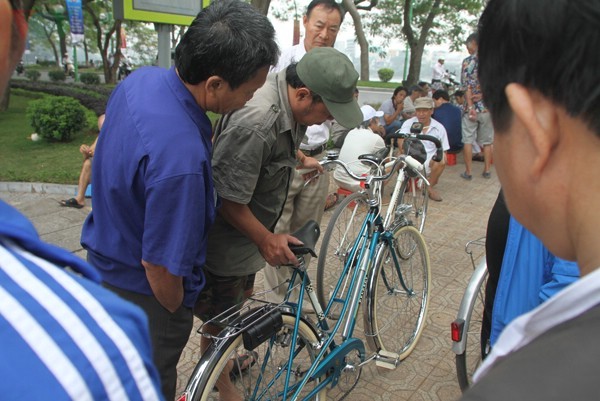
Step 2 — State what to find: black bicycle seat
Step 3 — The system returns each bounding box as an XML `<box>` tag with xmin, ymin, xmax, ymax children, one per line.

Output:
<box><xmin>288</xmin><ymin>220</ymin><xmax>320</xmax><ymax>257</ymax></box>
<box><xmin>358</xmin><ymin>154</ymin><xmax>382</xmax><ymax>166</ymax></box>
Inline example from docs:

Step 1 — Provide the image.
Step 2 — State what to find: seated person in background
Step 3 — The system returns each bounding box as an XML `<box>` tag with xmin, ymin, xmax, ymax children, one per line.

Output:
<box><xmin>402</xmin><ymin>85</ymin><xmax>425</xmax><ymax>120</ymax></box>
<box><xmin>418</xmin><ymin>81</ymin><xmax>432</xmax><ymax>98</ymax></box>
<box><xmin>60</xmin><ymin>114</ymin><xmax>105</xmax><ymax>209</ymax></box>
<box><xmin>433</xmin><ymin>90</ymin><xmax>463</xmax><ymax>153</ymax></box>
<box><xmin>378</xmin><ymin>86</ymin><xmax>407</xmax><ymax>139</ymax></box>
<box><xmin>333</xmin><ymin>105</ymin><xmax>387</xmax><ymax>193</ymax></box>
<box><xmin>399</xmin><ymin>97</ymin><xmax>449</xmax><ymax>202</ymax></box>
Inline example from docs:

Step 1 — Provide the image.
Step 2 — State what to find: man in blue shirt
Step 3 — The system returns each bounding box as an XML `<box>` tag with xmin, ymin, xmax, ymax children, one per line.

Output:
<box><xmin>0</xmin><ymin>1</ymin><xmax>162</xmax><ymax>398</ymax></box>
<box><xmin>80</xmin><ymin>1</ymin><xmax>279</xmax><ymax>398</ymax></box>
<box><xmin>433</xmin><ymin>89</ymin><xmax>463</xmax><ymax>153</ymax></box>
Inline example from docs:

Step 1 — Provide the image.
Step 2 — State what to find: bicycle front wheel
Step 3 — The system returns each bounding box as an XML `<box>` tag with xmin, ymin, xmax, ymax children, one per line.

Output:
<box><xmin>399</xmin><ymin>177</ymin><xmax>428</xmax><ymax>233</ymax></box>
<box><xmin>317</xmin><ymin>191</ymin><xmax>369</xmax><ymax>318</ymax></box>
<box><xmin>364</xmin><ymin>224</ymin><xmax>430</xmax><ymax>360</ymax></box>
<box><xmin>185</xmin><ymin>311</ymin><xmax>326</xmax><ymax>401</ymax></box>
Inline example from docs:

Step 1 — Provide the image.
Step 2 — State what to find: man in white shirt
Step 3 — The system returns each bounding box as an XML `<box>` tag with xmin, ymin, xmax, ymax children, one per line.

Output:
<box><xmin>333</xmin><ymin>105</ymin><xmax>387</xmax><ymax>193</ymax></box>
<box><xmin>460</xmin><ymin>1</ymin><xmax>600</xmax><ymax>400</ymax></box>
<box><xmin>265</xmin><ymin>0</ymin><xmax>347</xmax><ymax>304</ymax></box>
<box><xmin>431</xmin><ymin>57</ymin><xmax>447</xmax><ymax>90</ymax></box>
<box><xmin>399</xmin><ymin>97</ymin><xmax>449</xmax><ymax>202</ymax></box>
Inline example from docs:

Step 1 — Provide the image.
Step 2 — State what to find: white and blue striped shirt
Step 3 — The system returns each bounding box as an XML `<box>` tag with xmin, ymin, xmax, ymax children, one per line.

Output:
<box><xmin>0</xmin><ymin>200</ymin><xmax>163</xmax><ymax>400</ymax></box>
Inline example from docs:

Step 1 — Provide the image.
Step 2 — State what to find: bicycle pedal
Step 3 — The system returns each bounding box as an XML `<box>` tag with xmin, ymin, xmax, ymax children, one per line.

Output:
<box><xmin>375</xmin><ymin>350</ymin><xmax>400</xmax><ymax>370</ymax></box>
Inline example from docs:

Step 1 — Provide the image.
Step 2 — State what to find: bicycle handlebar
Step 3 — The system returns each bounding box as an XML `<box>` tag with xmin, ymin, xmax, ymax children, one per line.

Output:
<box><xmin>415</xmin><ymin>134</ymin><xmax>444</xmax><ymax>162</ymax></box>
<box><xmin>388</xmin><ymin>122</ymin><xmax>445</xmax><ymax>163</ymax></box>
<box><xmin>320</xmin><ymin>152</ymin><xmax>423</xmax><ymax>184</ymax></box>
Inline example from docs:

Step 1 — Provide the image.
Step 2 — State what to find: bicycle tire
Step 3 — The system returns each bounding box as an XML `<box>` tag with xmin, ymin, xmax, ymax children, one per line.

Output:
<box><xmin>455</xmin><ymin>265</ymin><xmax>489</xmax><ymax>392</ymax></box>
<box><xmin>185</xmin><ymin>311</ymin><xmax>326</xmax><ymax>401</ymax></box>
<box><xmin>364</xmin><ymin>224</ymin><xmax>430</xmax><ymax>360</ymax></box>
<box><xmin>398</xmin><ymin>177</ymin><xmax>428</xmax><ymax>233</ymax></box>
<box><xmin>317</xmin><ymin>191</ymin><xmax>369</xmax><ymax>319</ymax></box>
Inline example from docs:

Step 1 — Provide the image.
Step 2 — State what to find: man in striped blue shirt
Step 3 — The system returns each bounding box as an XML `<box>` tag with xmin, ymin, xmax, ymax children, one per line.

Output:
<box><xmin>0</xmin><ymin>1</ymin><xmax>163</xmax><ymax>399</ymax></box>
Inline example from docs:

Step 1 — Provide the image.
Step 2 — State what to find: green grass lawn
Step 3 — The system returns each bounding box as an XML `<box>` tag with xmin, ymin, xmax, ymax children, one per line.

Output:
<box><xmin>0</xmin><ymin>93</ymin><xmax>99</xmax><ymax>184</ymax></box>
<box><xmin>0</xmin><ymin>91</ymin><xmax>221</xmax><ymax>184</ymax></box>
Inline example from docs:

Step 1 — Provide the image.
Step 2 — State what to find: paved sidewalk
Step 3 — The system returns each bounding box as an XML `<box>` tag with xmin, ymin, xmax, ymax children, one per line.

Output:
<box><xmin>1</xmin><ymin>158</ymin><xmax>500</xmax><ymax>401</ymax></box>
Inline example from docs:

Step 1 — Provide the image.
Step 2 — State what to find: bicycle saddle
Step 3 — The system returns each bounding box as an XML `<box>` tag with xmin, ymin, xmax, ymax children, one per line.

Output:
<box><xmin>358</xmin><ymin>154</ymin><xmax>383</xmax><ymax>166</ymax></box>
<box><xmin>289</xmin><ymin>220</ymin><xmax>320</xmax><ymax>257</ymax></box>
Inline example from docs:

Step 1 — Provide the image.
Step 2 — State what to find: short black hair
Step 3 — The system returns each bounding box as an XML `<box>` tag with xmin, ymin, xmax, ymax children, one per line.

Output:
<box><xmin>392</xmin><ymin>86</ymin><xmax>407</xmax><ymax>98</ymax></box>
<box><xmin>285</xmin><ymin>63</ymin><xmax>323</xmax><ymax>105</ymax></box>
<box><xmin>478</xmin><ymin>0</ymin><xmax>600</xmax><ymax>135</ymax></box>
<box><xmin>454</xmin><ymin>90</ymin><xmax>465</xmax><ymax>98</ymax></box>
<box><xmin>432</xmin><ymin>90</ymin><xmax>449</xmax><ymax>102</ymax></box>
<box><xmin>175</xmin><ymin>0</ymin><xmax>279</xmax><ymax>89</ymax></box>
<box><xmin>306</xmin><ymin>0</ymin><xmax>344</xmax><ymax>22</ymax></box>
<box><xmin>466</xmin><ymin>32</ymin><xmax>478</xmax><ymax>45</ymax></box>
<box><xmin>408</xmin><ymin>85</ymin><xmax>423</xmax><ymax>95</ymax></box>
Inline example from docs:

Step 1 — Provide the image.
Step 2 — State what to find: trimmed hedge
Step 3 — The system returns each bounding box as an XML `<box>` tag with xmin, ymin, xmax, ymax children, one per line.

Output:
<box><xmin>10</xmin><ymin>80</ymin><xmax>111</xmax><ymax>116</ymax></box>
<box><xmin>27</xmin><ymin>96</ymin><xmax>87</xmax><ymax>142</ymax></box>
<box><xmin>378</xmin><ymin>68</ymin><xmax>395</xmax><ymax>83</ymax></box>
<box><xmin>80</xmin><ymin>72</ymin><xmax>101</xmax><ymax>85</ymax></box>
<box><xmin>48</xmin><ymin>69</ymin><xmax>66</xmax><ymax>82</ymax></box>
<box><xmin>25</xmin><ymin>69</ymin><xmax>41</xmax><ymax>81</ymax></box>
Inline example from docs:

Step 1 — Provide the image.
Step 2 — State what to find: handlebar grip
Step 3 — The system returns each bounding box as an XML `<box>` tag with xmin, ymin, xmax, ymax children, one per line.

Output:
<box><xmin>416</xmin><ymin>134</ymin><xmax>444</xmax><ymax>162</ymax></box>
<box><xmin>387</xmin><ymin>128</ymin><xmax>409</xmax><ymax>140</ymax></box>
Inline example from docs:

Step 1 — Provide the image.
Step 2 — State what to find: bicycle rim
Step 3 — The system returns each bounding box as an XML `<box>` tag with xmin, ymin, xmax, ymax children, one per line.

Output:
<box><xmin>317</xmin><ymin>192</ymin><xmax>369</xmax><ymax>319</ymax></box>
<box><xmin>189</xmin><ymin>312</ymin><xmax>325</xmax><ymax>401</ymax></box>
<box><xmin>365</xmin><ymin>225</ymin><xmax>430</xmax><ymax>359</ymax></box>
<box><xmin>456</xmin><ymin>272</ymin><xmax>488</xmax><ymax>392</ymax></box>
<box><xmin>399</xmin><ymin>178</ymin><xmax>428</xmax><ymax>233</ymax></box>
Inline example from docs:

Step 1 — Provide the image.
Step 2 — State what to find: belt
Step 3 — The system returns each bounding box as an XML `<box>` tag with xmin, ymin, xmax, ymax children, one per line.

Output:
<box><xmin>300</xmin><ymin>144</ymin><xmax>326</xmax><ymax>157</ymax></box>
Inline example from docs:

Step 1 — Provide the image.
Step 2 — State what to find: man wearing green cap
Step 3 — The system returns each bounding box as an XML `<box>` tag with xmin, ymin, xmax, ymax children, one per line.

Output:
<box><xmin>194</xmin><ymin>46</ymin><xmax>361</xmax><ymax>398</ymax></box>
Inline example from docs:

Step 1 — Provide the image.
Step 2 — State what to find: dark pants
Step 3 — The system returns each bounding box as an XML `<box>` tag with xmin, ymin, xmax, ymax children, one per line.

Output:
<box><xmin>105</xmin><ymin>283</ymin><xmax>193</xmax><ymax>400</ymax></box>
<box><xmin>483</xmin><ymin>190</ymin><xmax>510</xmax><ymax>358</ymax></box>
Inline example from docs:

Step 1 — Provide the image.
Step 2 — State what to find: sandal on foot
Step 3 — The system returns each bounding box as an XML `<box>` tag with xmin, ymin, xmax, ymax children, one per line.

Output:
<box><xmin>60</xmin><ymin>198</ymin><xmax>84</xmax><ymax>209</ymax></box>
<box><xmin>229</xmin><ymin>351</ymin><xmax>258</xmax><ymax>381</ymax></box>
<box><xmin>460</xmin><ymin>172</ymin><xmax>473</xmax><ymax>181</ymax></box>
<box><xmin>482</xmin><ymin>171</ymin><xmax>491</xmax><ymax>179</ymax></box>
<box><xmin>323</xmin><ymin>192</ymin><xmax>339</xmax><ymax>211</ymax></box>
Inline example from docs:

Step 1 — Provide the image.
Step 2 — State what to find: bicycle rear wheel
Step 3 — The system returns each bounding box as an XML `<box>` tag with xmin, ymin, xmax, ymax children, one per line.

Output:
<box><xmin>454</xmin><ymin>262</ymin><xmax>489</xmax><ymax>392</ymax></box>
<box><xmin>185</xmin><ymin>310</ymin><xmax>326</xmax><ymax>401</ymax></box>
<box><xmin>399</xmin><ymin>177</ymin><xmax>428</xmax><ymax>233</ymax></box>
<box><xmin>317</xmin><ymin>192</ymin><xmax>369</xmax><ymax>319</ymax></box>
<box><xmin>364</xmin><ymin>224</ymin><xmax>430</xmax><ymax>360</ymax></box>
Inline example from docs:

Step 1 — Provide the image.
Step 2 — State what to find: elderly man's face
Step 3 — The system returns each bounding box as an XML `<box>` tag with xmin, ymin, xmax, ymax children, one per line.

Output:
<box><xmin>303</xmin><ymin>4</ymin><xmax>342</xmax><ymax>51</ymax></box>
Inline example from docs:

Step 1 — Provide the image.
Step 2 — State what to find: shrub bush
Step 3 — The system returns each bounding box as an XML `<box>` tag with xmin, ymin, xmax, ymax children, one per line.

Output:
<box><xmin>27</xmin><ymin>96</ymin><xmax>87</xmax><ymax>142</ymax></box>
<box><xmin>25</xmin><ymin>69</ymin><xmax>41</xmax><ymax>81</ymax></box>
<box><xmin>378</xmin><ymin>68</ymin><xmax>395</xmax><ymax>83</ymax></box>
<box><xmin>48</xmin><ymin>69</ymin><xmax>66</xmax><ymax>82</ymax></box>
<box><xmin>80</xmin><ymin>72</ymin><xmax>101</xmax><ymax>85</ymax></box>
<box><xmin>11</xmin><ymin>80</ymin><xmax>111</xmax><ymax>116</ymax></box>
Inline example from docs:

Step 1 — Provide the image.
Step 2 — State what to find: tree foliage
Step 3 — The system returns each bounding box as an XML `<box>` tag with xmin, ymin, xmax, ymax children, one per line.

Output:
<box><xmin>365</xmin><ymin>0</ymin><xmax>484</xmax><ymax>85</ymax></box>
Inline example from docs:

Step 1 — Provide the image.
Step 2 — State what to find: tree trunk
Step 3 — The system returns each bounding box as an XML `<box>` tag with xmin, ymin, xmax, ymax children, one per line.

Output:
<box><xmin>343</xmin><ymin>0</ymin><xmax>369</xmax><ymax>81</ymax></box>
<box><xmin>250</xmin><ymin>0</ymin><xmax>271</xmax><ymax>15</ymax></box>
<box><xmin>402</xmin><ymin>0</ymin><xmax>442</xmax><ymax>87</ymax></box>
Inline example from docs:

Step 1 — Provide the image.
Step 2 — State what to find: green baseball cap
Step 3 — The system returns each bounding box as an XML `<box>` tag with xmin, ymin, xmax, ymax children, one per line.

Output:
<box><xmin>297</xmin><ymin>47</ymin><xmax>362</xmax><ymax>129</ymax></box>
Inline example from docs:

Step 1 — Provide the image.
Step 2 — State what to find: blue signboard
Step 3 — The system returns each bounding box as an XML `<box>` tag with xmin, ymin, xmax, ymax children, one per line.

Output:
<box><xmin>66</xmin><ymin>0</ymin><xmax>84</xmax><ymax>42</ymax></box>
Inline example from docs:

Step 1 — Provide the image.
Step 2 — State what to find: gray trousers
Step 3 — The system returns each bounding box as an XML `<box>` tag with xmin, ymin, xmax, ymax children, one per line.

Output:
<box><xmin>264</xmin><ymin>161</ymin><xmax>329</xmax><ymax>304</ymax></box>
<box><xmin>105</xmin><ymin>283</ymin><xmax>193</xmax><ymax>401</ymax></box>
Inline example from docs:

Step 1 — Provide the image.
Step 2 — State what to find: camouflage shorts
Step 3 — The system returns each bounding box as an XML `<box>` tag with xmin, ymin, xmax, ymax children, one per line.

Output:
<box><xmin>193</xmin><ymin>270</ymin><xmax>256</xmax><ymax>324</ymax></box>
